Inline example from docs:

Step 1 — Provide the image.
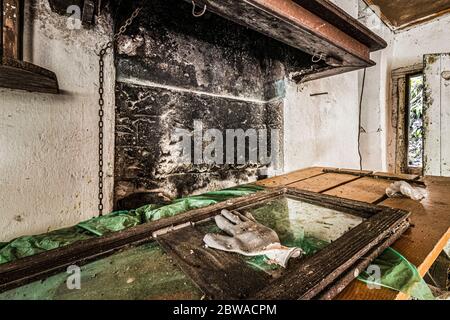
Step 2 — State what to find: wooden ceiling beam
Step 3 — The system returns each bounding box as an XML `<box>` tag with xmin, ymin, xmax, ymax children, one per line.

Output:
<box><xmin>185</xmin><ymin>0</ymin><xmax>386</xmax><ymax>81</ymax></box>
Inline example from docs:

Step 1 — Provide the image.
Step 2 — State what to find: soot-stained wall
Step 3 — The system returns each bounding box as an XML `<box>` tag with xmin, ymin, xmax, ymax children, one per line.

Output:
<box><xmin>113</xmin><ymin>0</ymin><xmax>312</xmax><ymax>208</ymax></box>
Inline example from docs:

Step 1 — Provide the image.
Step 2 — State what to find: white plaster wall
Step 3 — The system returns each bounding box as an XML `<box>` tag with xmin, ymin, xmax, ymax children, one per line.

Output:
<box><xmin>393</xmin><ymin>14</ymin><xmax>450</xmax><ymax>70</ymax></box>
<box><xmin>284</xmin><ymin>4</ymin><xmax>450</xmax><ymax>175</ymax></box>
<box><xmin>358</xmin><ymin>11</ymin><xmax>450</xmax><ymax>174</ymax></box>
<box><xmin>390</xmin><ymin>14</ymin><xmax>450</xmax><ymax>174</ymax></box>
<box><xmin>284</xmin><ymin>75</ymin><xmax>361</xmax><ymax>172</ymax></box>
<box><xmin>358</xmin><ymin>7</ymin><xmax>395</xmax><ymax>172</ymax></box>
<box><xmin>284</xmin><ymin>0</ymin><xmax>397</xmax><ymax>173</ymax></box>
<box><xmin>284</xmin><ymin>0</ymin><xmax>364</xmax><ymax>172</ymax></box>
<box><xmin>0</xmin><ymin>2</ymin><xmax>115</xmax><ymax>241</ymax></box>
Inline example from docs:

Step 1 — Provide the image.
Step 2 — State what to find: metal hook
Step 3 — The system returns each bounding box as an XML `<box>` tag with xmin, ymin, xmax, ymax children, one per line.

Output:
<box><xmin>192</xmin><ymin>0</ymin><xmax>207</xmax><ymax>17</ymax></box>
<box><xmin>312</xmin><ymin>53</ymin><xmax>325</xmax><ymax>63</ymax></box>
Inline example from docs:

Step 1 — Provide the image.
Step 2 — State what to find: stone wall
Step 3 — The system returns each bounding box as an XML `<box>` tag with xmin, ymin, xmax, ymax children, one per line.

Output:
<box><xmin>113</xmin><ymin>0</ymin><xmax>312</xmax><ymax>208</ymax></box>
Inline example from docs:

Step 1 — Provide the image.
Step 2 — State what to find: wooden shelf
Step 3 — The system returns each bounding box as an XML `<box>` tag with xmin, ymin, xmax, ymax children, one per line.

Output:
<box><xmin>184</xmin><ymin>0</ymin><xmax>387</xmax><ymax>82</ymax></box>
<box><xmin>0</xmin><ymin>57</ymin><xmax>59</xmax><ymax>94</ymax></box>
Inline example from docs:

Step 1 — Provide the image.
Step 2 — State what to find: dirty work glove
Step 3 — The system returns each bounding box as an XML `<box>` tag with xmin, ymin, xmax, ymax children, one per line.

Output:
<box><xmin>203</xmin><ymin>209</ymin><xmax>303</xmax><ymax>268</ymax></box>
<box><xmin>386</xmin><ymin>181</ymin><xmax>427</xmax><ymax>201</ymax></box>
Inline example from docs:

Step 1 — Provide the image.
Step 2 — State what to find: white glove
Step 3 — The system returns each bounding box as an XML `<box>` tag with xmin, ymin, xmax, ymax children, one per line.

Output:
<box><xmin>386</xmin><ymin>181</ymin><xmax>427</xmax><ymax>201</ymax></box>
<box><xmin>203</xmin><ymin>209</ymin><xmax>303</xmax><ymax>268</ymax></box>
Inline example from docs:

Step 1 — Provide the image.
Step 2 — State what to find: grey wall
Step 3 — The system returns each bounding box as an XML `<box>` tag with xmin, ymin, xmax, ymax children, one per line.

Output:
<box><xmin>113</xmin><ymin>0</ymin><xmax>313</xmax><ymax>208</ymax></box>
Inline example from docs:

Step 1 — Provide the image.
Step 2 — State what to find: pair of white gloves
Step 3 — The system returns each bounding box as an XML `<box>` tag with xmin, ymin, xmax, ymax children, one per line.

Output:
<box><xmin>203</xmin><ymin>209</ymin><xmax>303</xmax><ymax>268</ymax></box>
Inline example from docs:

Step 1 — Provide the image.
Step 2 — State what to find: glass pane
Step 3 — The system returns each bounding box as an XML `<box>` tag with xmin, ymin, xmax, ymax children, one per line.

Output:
<box><xmin>408</xmin><ymin>74</ymin><xmax>424</xmax><ymax>168</ymax></box>
<box><xmin>2</xmin><ymin>0</ymin><xmax>20</xmax><ymax>58</ymax></box>
<box><xmin>0</xmin><ymin>242</ymin><xmax>203</xmax><ymax>300</ymax></box>
<box><xmin>245</xmin><ymin>196</ymin><xmax>364</xmax><ymax>252</ymax></box>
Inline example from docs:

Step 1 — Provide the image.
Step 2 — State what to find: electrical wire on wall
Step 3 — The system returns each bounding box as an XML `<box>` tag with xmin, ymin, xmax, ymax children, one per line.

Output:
<box><xmin>358</xmin><ymin>68</ymin><xmax>367</xmax><ymax>171</ymax></box>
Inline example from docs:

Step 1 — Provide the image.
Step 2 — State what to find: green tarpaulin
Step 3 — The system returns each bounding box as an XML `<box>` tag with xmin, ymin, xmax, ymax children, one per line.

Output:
<box><xmin>358</xmin><ymin>247</ymin><xmax>435</xmax><ymax>300</ymax></box>
<box><xmin>0</xmin><ymin>185</ymin><xmax>264</xmax><ymax>265</ymax></box>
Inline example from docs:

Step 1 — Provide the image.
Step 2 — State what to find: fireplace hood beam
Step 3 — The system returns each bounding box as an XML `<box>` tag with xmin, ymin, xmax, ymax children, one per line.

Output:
<box><xmin>185</xmin><ymin>0</ymin><xmax>387</xmax><ymax>82</ymax></box>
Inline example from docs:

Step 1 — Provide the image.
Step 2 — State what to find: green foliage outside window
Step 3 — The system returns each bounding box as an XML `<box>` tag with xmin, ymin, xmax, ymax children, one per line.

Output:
<box><xmin>408</xmin><ymin>75</ymin><xmax>424</xmax><ymax>168</ymax></box>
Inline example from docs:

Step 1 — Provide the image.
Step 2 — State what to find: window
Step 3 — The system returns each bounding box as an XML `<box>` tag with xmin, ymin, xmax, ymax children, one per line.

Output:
<box><xmin>391</xmin><ymin>64</ymin><xmax>424</xmax><ymax>175</ymax></box>
<box><xmin>1</xmin><ymin>0</ymin><xmax>23</xmax><ymax>59</ymax></box>
<box><xmin>407</xmin><ymin>74</ymin><xmax>424</xmax><ymax>173</ymax></box>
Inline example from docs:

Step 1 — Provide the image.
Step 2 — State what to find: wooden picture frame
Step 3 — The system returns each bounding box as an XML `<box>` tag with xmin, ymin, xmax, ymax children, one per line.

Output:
<box><xmin>0</xmin><ymin>188</ymin><xmax>410</xmax><ymax>299</ymax></box>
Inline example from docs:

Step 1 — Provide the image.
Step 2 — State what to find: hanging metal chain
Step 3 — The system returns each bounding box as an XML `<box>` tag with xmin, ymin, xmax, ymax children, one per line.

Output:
<box><xmin>97</xmin><ymin>6</ymin><xmax>142</xmax><ymax>216</ymax></box>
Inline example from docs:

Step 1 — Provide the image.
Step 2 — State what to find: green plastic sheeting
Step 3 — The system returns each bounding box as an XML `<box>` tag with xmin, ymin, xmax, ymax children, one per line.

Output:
<box><xmin>0</xmin><ymin>185</ymin><xmax>264</xmax><ymax>265</ymax></box>
<box><xmin>77</xmin><ymin>185</ymin><xmax>265</xmax><ymax>236</ymax></box>
<box><xmin>358</xmin><ymin>247</ymin><xmax>435</xmax><ymax>300</ymax></box>
<box><xmin>0</xmin><ymin>242</ymin><xmax>203</xmax><ymax>300</ymax></box>
<box><xmin>0</xmin><ymin>228</ymin><xmax>94</xmax><ymax>265</ymax></box>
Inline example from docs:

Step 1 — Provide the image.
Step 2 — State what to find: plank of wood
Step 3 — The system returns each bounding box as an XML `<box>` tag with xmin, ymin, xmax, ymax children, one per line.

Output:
<box><xmin>288</xmin><ymin>173</ymin><xmax>361</xmax><ymax>193</ymax></box>
<box><xmin>324</xmin><ymin>177</ymin><xmax>392</xmax><ymax>203</ymax></box>
<box><xmin>373</xmin><ymin>172</ymin><xmax>419</xmax><ymax>181</ymax></box>
<box><xmin>336</xmin><ymin>175</ymin><xmax>450</xmax><ymax>300</ymax></box>
<box><xmin>317</xmin><ymin>220</ymin><xmax>410</xmax><ymax>300</ymax></box>
<box><xmin>382</xmin><ymin>177</ymin><xmax>450</xmax><ymax>278</ymax></box>
<box><xmin>255</xmin><ymin>167</ymin><xmax>325</xmax><ymax>188</ymax></box>
<box><xmin>0</xmin><ymin>57</ymin><xmax>59</xmax><ymax>94</ymax></box>
<box><xmin>157</xmin><ymin>226</ymin><xmax>270</xmax><ymax>300</ymax></box>
<box><xmin>323</xmin><ymin>168</ymin><xmax>373</xmax><ymax>176</ymax></box>
<box><xmin>292</xmin><ymin>0</ymin><xmax>387</xmax><ymax>51</ymax></box>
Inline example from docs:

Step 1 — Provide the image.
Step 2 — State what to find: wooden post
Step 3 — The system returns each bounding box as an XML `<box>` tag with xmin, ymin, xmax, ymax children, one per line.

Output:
<box><xmin>18</xmin><ymin>0</ymin><xmax>24</xmax><ymax>60</ymax></box>
<box><xmin>0</xmin><ymin>0</ymin><xmax>4</xmax><ymax>60</ymax></box>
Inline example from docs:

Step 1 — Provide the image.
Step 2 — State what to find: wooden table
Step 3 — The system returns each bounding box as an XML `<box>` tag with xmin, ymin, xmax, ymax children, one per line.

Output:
<box><xmin>255</xmin><ymin>167</ymin><xmax>450</xmax><ymax>300</ymax></box>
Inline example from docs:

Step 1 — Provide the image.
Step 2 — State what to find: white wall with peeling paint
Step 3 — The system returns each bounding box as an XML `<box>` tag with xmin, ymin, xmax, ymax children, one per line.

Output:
<box><xmin>358</xmin><ymin>4</ymin><xmax>395</xmax><ymax>173</ymax></box>
<box><xmin>0</xmin><ymin>2</ymin><xmax>115</xmax><ymax>242</ymax></box>
<box><xmin>284</xmin><ymin>3</ymin><xmax>450</xmax><ymax>176</ymax></box>
<box><xmin>393</xmin><ymin>14</ymin><xmax>450</xmax><ymax>70</ymax></box>
<box><xmin>284</xmin><ymin>0</ymin><xmax>372</xmax><ymax>172</ymax></box>
<box><xmin>283</xmin><ymin>74</ymin><xmax>361</xmax><ymax>172</ymax></box>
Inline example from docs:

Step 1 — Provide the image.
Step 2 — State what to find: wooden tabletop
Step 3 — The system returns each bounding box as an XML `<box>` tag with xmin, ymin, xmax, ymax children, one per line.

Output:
<box><xmin>255</xmin><ymin>167</ymin><xmax>450</xmax><ymax>300</ymax></box>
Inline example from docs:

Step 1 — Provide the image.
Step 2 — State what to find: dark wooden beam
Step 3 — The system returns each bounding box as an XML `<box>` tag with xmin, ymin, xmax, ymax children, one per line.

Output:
<box><xmin>183</xmin><ymin>0</ymin><xmax>387</xmax><ymax>74</ymax></box>
<box><xmin>293</xmin><ymin>0</ymin><xmax>387</xmax><ymax>51</ymax></box>
<box><xmin>0</xmin><ymin>0</ymin><xmax>3</xmax><ymax>60</ymax></box>
<box><xmin>315</xmin><ymin>219</ymin><xmax>410</xmax><ymax>300</ymax></box>
<box><xmin>82</xmin><ymin>0</ymin><xmax>96</xmax><ymax>25</ymax></box>
<box><xmin>0</xmin><ymin>57</ymin><xmax>59</xmax><ymax>94</ymax></box>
